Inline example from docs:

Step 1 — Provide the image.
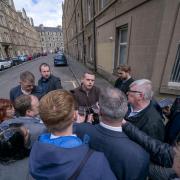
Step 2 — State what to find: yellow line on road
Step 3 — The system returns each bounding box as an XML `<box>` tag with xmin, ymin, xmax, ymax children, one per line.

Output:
<box><xmin>64</xmin><ymin>80</ymin><xmax>77</xmax><ymax>88</ymax></box>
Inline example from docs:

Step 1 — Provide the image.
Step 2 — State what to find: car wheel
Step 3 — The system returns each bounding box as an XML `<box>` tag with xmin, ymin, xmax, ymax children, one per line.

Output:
<box><xmin>1</xmin><ymin>65</ymin><xmax>4</xmax><ymax>70</ymax></box>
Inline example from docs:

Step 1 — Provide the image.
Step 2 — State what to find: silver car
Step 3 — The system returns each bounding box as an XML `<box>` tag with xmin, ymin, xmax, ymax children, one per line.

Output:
<box><xmin>0</xmin><ymin>59</ymin><xmax>12</xmax><ymax>70</ymax></box>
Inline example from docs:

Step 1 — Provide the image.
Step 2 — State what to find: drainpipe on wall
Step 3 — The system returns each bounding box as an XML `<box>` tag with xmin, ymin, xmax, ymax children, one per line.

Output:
<box><xmin>80</xmin><ymin>0</ymin><xmax>85</xmax><ymax>64</ymax></box>
<box><xmin>93</xmin><ymin>0</ymin><xmax>97</xmax><ymax>72</ymax></box>
<box><xmin>74</xmin><ymin>0</ymin><xmax>79</xmax><ymax>61</ymax></box>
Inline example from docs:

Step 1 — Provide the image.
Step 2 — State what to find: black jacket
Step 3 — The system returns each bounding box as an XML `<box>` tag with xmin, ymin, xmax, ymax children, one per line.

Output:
<box><xmin>74</xmin><ymin>123</ymin><xmax>149</xmax><ymax>180</ymax></box>
<box><xmin>122</xmin><ymin>122</ymin><xmax>174</xmax><ymax>167</ymax></box>
<box><xmin>114</xmin><ymin>77</ymin><xmax>134</xmax><ymax>94</ymax></box>
<box><xmin>38</xmin><ymin>75</ymin><xmax>62</xmax><ymax>96</ymax></box>
<box><xmin>125</xmin><ymin>102</ymin><xmax>165</xmax><ymax>141</ymax></box>
<box><xmin>10</xmin><ymin>85</ymin><xmax>42</xmax><ymax>102</ymax></box>
<box><xmin>71</xmin><ymin>85</ymin><xmax>100</xmax><ymax>109</ymax></box>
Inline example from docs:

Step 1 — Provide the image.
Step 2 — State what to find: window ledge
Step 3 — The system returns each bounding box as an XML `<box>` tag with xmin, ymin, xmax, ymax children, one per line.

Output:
<box><xmin>168</xmin><ymin>82</ymin><xmax>180</xmax><ymax>89</ymax></box>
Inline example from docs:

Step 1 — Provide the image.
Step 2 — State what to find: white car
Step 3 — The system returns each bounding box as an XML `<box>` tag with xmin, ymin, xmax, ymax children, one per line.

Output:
<box><xmin>0</xmin><ymin>59</ymin><xmax>12</xmax><ymax>70</ymax></box>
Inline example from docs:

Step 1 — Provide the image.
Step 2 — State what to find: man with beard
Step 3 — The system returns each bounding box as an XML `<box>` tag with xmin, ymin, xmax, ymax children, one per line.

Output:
<box><xmin>38</xmin><ymin>63</ymin><xmax>62</xmax><ymax>96</ymax></box>
<box><xmin>114</xmin><ymin>65</ymin><xmax>134</xmax><ymax>94</ymax></box>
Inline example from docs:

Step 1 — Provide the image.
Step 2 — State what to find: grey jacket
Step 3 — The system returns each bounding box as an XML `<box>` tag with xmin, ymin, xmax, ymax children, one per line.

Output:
<box><xmin>0</xmin><ymin>158</ymin><xmax>34</xmax><ymax>180</ymax></box>
<box><xmin>1</xmin><ymin>117</ymin><xmax>47</xmax><ymax>146</ymax></box>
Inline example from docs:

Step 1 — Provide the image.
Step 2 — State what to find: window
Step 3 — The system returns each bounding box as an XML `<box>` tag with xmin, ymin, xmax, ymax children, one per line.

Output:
<box><xmin>78</xmin><ymin>14</ymin><xmax>81</xmax><ymax>32</ymax></box>
<box><xmin>88</xmin><ymin>36</ymin><xmax>93</xmax><ymax>62</ymax></box>
<box><xmin>15</xmin><ymin>24</ymin><xmax>18</xmax><ymax>32</ymax></box>
<box><xmin>4</xmin><ymin>33</ymin><xmax>10</xmax><ymax>42</ymax></box>
<box><xmin>100</xmin><ymin>0</ymin><xmax>110</xmax><ymax>10</ymax></box>
<box><xmin>87</xmin><ymin>0</ymin><xmax>92</xmax><ymax>21</ymax></box>
<box><xmin>0</xmin><ymin>15</ymin><xmax>4</xmax><ymax>26</ymax></box>
<box><xmin>118</xmin><ymin>25</ymin><xmax>128</xmax><ymax>65</ymax></box>
<box><xmin>170</xmin><ymin>45</ymin><xmax>180</xmax><ymax>83</ymax></box>
<box><xmin>5</xmin><ymin>7</ymin><xmax>10</xmax><ymax>15</ymax></box>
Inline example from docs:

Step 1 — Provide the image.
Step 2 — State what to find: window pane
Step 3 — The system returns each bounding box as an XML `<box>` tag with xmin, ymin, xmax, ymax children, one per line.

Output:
<box><xmin>170</xmin><ymin>45</ymin><xmax>180</xmax><ymax>82</ymax></box>
<box><xmin>119</xmin><ymin>45</ymin><xmax>127</xmax><ymax>65</ymax></box>
<box><xmin>120</xmin><ymin>29</ymin><xmax>127</xmax><ymax>43</ymax></box>
<box><xmin>101</xmin><ymin>0</ymin><xmax>109</xmax><ymax>9</ymax></box>
<box><xmin>118</xmin><ymin>25</ymin><xmax>128</xmax><ymax>65</ymax></box>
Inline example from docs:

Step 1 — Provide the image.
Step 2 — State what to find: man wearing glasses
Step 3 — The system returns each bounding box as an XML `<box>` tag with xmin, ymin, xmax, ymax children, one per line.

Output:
<box><xmin>125</xmin><ymin>79</ymin><xmax>165</xmax><ymax>141</ymax></box>
<box><xmin>10</xmin><ymin>71</ymin><xmax>42</xmax><ymax>102</ymax></box>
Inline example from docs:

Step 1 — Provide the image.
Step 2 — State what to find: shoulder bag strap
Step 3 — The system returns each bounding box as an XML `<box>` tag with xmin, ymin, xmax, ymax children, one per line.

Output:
<box><xmin>68</xmin><ymin>149</ymin><xmax>94</xmax><ymax>180</ymax></box>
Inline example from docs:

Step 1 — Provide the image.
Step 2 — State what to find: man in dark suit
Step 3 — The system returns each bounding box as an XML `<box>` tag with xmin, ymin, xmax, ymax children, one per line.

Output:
<box><xmin>125</xmin><ymin>79</ymin><xmax>165</xmax><ymax>141</ymax></box>
<box><xmin>74</xmin><ymin>87</ymin><xmax>149</xmax><ymax>180</ymax></box>
<box><xmin>38</xmin><ymin>63</ymin><xmax>62</xmax><ymax>96</ymax></box>
<box><xmin>10</xmin><ymin>71</ymin><xmax>42</xmax><ymax>102</ymax></box>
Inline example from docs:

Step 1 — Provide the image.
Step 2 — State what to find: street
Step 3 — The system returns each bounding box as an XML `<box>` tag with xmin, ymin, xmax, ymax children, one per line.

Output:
<box><xmin>0</xmin><ymin>54</ymin><xmax>111</xmax><ymax>99</ymax></box>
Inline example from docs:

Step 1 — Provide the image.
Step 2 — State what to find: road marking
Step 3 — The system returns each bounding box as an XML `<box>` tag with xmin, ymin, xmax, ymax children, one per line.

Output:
<box><xmin>64</xmin><ymin>80</ymin><xmax>77</xmax><ymax>88</ymax></box>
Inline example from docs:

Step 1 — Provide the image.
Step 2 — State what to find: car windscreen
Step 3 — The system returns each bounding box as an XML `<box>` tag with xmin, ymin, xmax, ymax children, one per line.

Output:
<box><xmin>55</xmin><ymin>55</ymin><xmax>64</xmax><ymax>59</ymax></box>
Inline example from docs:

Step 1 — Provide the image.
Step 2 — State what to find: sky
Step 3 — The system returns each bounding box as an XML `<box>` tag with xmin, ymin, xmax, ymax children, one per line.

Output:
<box><xmin>13</xmin><ymin>0</ymin><xmax>64</xmax><ymax>27</ymax></box>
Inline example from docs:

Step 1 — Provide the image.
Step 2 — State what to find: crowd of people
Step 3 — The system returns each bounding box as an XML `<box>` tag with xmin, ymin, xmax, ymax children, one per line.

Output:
<box><xmin>0</xmin><ymin>63</ymin><xmax>179</xmax><ymax>180</ymax></box>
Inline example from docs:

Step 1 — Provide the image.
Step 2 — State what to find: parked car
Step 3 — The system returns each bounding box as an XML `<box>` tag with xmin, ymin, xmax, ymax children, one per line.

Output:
<box><xmin>0</xmin><ymin>59</ymin><xmax>12</xmax><ymax>70</ymax></box>
<box><xmin>10</xmin><ymin>57</ymin><xmax>22</xmax><ymax>66</ymax></box>
<box><xmin>54</xmin><ymin>54</ymin><xmax>67</xmax><ymax>66</ymax></box>
<box><xmin>42</xmin><ymin>52</ymin><xmax>47</xmax><ymax>56</ymax></box>
<box><xmin>17</xmin><ymin>55</ymin><xmax>28</xmax><ymax>62</ymax></box>
<box><xmin>27</xmin><ymin>55</ymin><xmax>33</xmax><ymax>61</ymax></box>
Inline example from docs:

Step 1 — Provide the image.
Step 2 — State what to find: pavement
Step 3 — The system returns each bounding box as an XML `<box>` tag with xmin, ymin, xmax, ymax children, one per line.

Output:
<box><xmin>66</xmin><ymin>55</ymin><xmax>113</xmax><ymax>89</ymax></box>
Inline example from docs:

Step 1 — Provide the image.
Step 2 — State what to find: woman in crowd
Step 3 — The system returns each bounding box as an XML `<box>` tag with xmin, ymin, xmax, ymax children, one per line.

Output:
<box><xmin>0</xmin><ymin>98</ymin><xmax>15</xmax><ymax>123</ymax></box>
<box><xmin>0</xmin><ymin>123</ymin><xmax>32</xmax><ymax>180</ymax></box>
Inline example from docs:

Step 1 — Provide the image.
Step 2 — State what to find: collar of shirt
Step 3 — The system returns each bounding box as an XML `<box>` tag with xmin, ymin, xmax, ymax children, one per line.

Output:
<box><xmin>21</xmin><ymin>87</ymin><xmax>31</xmax><ymax>95</ymax></box>
<box><xmin>128</xmin><ymin>105</ymin><xmax>144</xmax><ymax>117</ymax></box>
<box><xmin>50</xmin><ymin>134</ymin><xmax>77</xmax><ymax>139</ymax></box>
<box><xmin>100</xmin><ymin>122</ymin><xmax>122</xmax><ymax>132</ymax></box>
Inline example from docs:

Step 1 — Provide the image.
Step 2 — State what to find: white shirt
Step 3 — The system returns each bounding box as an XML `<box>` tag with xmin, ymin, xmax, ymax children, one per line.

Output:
<box><xmin>100</xmin><ymin>122</ymin><xmax>122</xmax><ymax>132</ymax></box>
<box><xmin>128</xmin><ymin>103</ymin><xmax>150</xmax><ymax>117</ymax></box>
<box><xmin>21</xmin><ymin>87</ymin><xmax>31</xmax><ymax>95</ymax></box>
<box><xmin>50</xmin><ymin>134</ymin><xmax>77</xmax><ymax>139</ymax></box>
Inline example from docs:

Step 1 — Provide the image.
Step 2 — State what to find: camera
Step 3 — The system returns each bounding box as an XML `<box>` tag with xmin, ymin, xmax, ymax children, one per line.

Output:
<box><xmin>86</xmin><ymin>107</ymin><xmax>99</xmax><ymax>125</ymax></box>
<box><xmin>78</xmin><ymin>106</ymin><xmax>99</xmax><ymax>125</ymax></box>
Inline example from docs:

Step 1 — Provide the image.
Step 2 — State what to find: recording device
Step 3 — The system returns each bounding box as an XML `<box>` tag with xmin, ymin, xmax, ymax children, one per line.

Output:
<box><xmin>78</xmin><ymin>106</ymin><xmax>100</xmax><ymax>125</ymax></box>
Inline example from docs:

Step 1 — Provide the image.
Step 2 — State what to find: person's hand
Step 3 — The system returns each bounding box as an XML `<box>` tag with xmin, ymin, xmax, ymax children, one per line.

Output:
<box><xmin>74</xmin><ymin>110</ymin><xmax>86</xmax><ymax>123</ymax></box>
<box><xmin>162</xmin><ymin>106</ymin><xmax>171</xmax><ymax>116</ymax></box>
<box><xmin>86</xmin><ymin>114</ymin><xmax>93</xmax><ymax>124</ymax></box>
<box><xmin>122</xmin><ymin>119</ymin><xmax>127</xmax><ymax>125</ymax></box>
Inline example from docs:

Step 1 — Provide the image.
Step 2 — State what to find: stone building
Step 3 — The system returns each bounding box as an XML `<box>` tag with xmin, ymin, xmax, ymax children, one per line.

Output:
<box><xmin>0</xmin><ymin>0</ymin><xmax>41</xmax><ymax>58</ymax></box>
<box><xmin>62</xmin><ymin>0</ymin><xmax>180</xmax><ymax>96</ymax></box>
<box><xmin>35</xmin><ymin>24</ymin><xmax>64</xmax><ymax>53</ymax></box>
